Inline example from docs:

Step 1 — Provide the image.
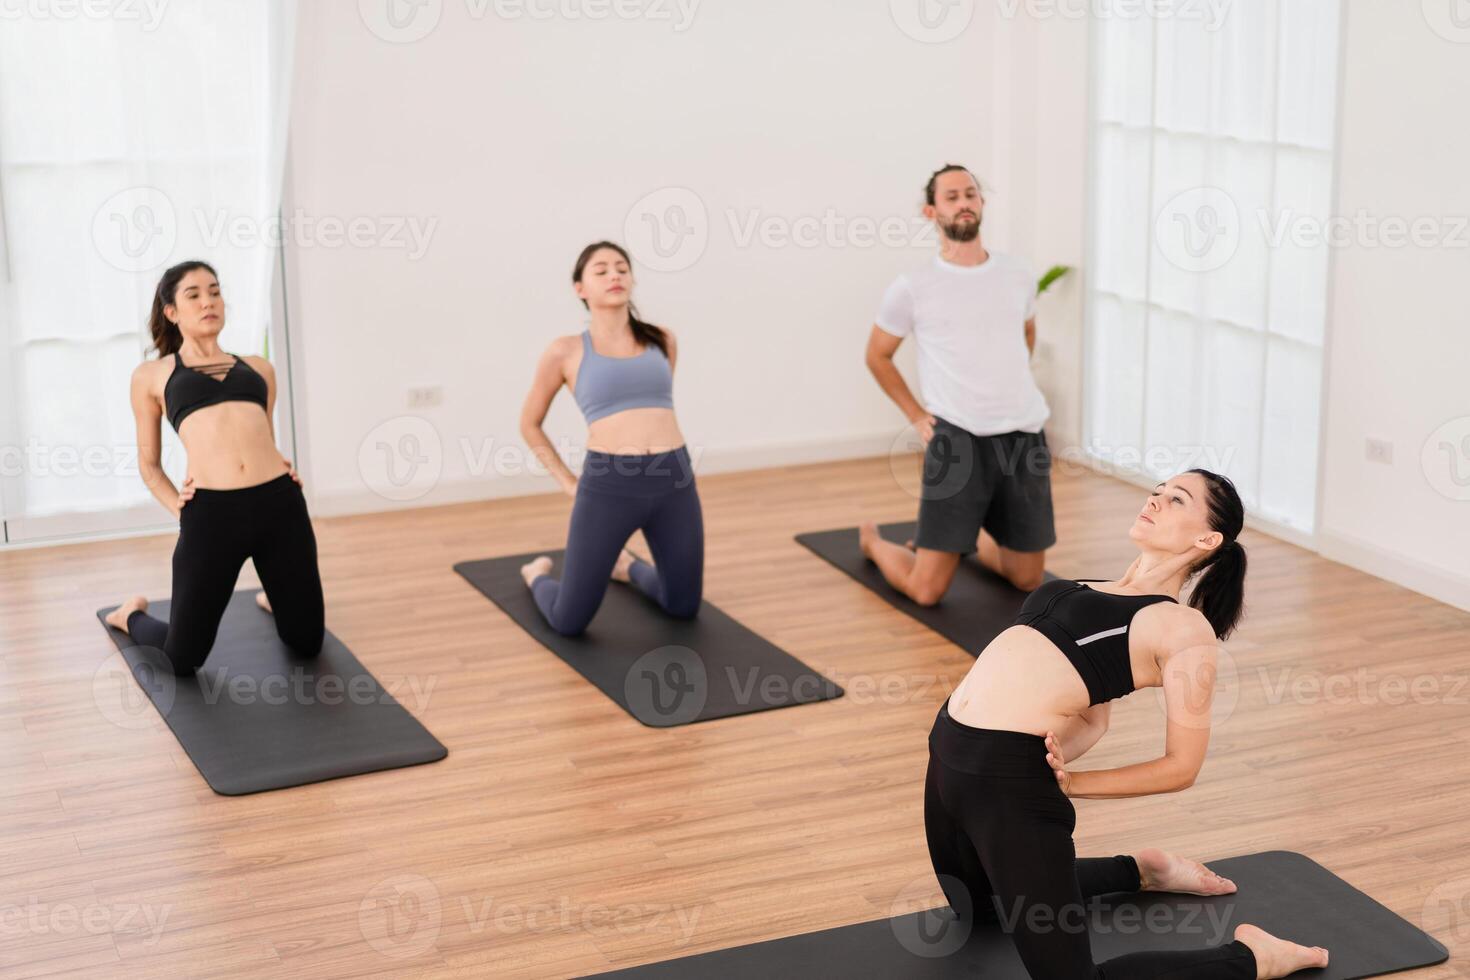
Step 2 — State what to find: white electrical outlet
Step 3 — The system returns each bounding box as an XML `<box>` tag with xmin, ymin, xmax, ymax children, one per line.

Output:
<box><xmin>1365</xmin><ymin>437</ymin><xmax>1393</xmax><ymax>464</ymax></box>
<box><xmin>407</xmin><ymin>386</ymin><xmax>443</xmax><ymax>409</ymax></box>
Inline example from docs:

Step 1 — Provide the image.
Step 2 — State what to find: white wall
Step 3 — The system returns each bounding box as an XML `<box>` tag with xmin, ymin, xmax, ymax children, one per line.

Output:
<box><xmin>284</xmin><ymin>0</ymin><xmax>1070</xmax><ymax>516</ymax></box>
<box><xmin>1315</xmin><ymin>0</ymin><xmax>1470</xmax><ymax>609</ymax></box>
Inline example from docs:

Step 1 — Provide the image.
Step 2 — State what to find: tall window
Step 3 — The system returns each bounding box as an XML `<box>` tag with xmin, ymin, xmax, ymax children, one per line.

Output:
<box><xmin>0</xmin><ymin>1</ymin><xmax>296</xmax><ymax>544</ymax></box>
<box><xmin>1085</xmin><ymin>0</ymin><xmax>1341</xmax><ymax>534</ymax></box>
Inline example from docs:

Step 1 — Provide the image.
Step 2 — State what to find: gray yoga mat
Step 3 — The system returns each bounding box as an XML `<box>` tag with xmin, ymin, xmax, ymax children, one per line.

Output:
<box><xmin>583</xmin><ymin>851</ymin><xmax>1449</xmax><ymax>979</ymax></box>
<box><xmin>454</xmin><ymin>552</ymin><xmax>843</xmax><ymax>727</ymax></box>
<box><xmin>795</xmin><ymin>521</ymin><xmax>1056</xmax><ymax>657</ymax></box>
<box><xmin>96</xmin><ymin>591</ymin><xmax>447</xmax><ymax>795</ymax></box>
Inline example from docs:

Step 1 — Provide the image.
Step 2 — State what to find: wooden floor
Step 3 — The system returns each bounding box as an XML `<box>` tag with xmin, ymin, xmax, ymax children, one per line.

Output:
<box><xmin>2</xmin><ymin>456</ymin><xmax>1467</xmax><ymax>979</ymax></box>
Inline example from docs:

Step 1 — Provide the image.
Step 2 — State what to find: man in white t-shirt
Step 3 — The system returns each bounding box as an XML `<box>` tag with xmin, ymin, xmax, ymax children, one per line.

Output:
<box><xmin>860</xmin><ymin>164</ymin><xmax>1055</xmax><ymax>606</ymax></box>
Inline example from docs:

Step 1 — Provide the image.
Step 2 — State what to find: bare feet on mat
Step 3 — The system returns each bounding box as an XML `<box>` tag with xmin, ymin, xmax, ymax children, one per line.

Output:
<box><xmin>520</xmin><ymin>556</ymin><xmax>553</xmax><ymax>588</ymax></box>
<box><xmin>255</xmin><ymin>591</ymin><xmax>273</xmax><ymax>614</ymax></box>
<box><xmin>611</xmin><ymin>548</ymin><xmax>638</xmax><ymax>583</ymax></box>
<box><xmin>105</xmin><ymin>596</ymin><xmax>148</xmax><ymax>633</ymax></box>
<box><xmin>1135</xmin><ymin>847</ymin><xmax>1237</xmax><ymax>895</ymax></box>
<box><xmin>858</xmin><ymin>521</ymin><xmax>880</xmax><ymax>560</ymax></box>
<box><xmin>1233</xmin><ymin>923</ymin><xmax>1328</xmax><ymax>978</ymax></box>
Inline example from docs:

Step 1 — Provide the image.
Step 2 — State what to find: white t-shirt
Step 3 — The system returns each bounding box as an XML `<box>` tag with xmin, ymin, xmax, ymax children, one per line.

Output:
<box><xmin>875</xmin><ymin>253</ymin><xmax>1049</xmax><ymax>437</ymax></box>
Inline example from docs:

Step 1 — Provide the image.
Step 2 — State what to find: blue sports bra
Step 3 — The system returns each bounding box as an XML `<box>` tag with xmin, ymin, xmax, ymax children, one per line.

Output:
<box><xmin>163</xmin><ymin>352</ymin><xmax>268</xmax><ymax>432</ymax></box>
<box><xmin>1013</xmin><ymin>579</ymin><xmax>1178</xmax><ymax>705</ymax></box>
<box><xmin>572</xmin><ymin>330</ymin><xmax>674</xmax><ymax>423</ymax></box>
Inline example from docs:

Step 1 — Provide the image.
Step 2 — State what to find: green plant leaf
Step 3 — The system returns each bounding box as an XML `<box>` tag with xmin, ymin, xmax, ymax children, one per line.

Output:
<box><xmin>1037</xmin><ymin>264</ymin><xmax>1072</xmax><ymax>296</ymax></box>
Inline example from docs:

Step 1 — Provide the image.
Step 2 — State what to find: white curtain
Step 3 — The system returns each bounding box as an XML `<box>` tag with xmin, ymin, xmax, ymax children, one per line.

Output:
<box><xmin>0</xmin><ymin>0</ymin><xmax>296</xmax><ymax>533</ymax></box>
<box><xmin>1085</xmin><ymin>0</ymin><xmax>1340</xmax><ymax>533</ymax></box>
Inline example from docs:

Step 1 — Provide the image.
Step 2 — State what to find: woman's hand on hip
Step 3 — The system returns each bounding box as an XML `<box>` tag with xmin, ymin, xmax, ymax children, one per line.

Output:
<box><xmin>1044</xmin><ymin>732</ymin><xmax>1073</xmax><ymax>796</ymax></box>
<box><xmin>173</xmin><ymin>476</ymin><xmax>196</xmax><ymax>518</ymax></box>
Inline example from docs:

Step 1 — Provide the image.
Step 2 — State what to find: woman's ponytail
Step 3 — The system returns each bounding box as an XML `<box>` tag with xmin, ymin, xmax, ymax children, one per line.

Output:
<box><xmin>1185</xmin><ymin>469</ymin><xmax>1247</xmax><ymax>640</ymax></box>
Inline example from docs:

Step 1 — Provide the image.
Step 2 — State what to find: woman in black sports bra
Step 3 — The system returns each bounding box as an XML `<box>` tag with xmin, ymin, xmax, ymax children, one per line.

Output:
<box><xmin>926</xmin><ymin>470</ymin><xmax>1329</xmax><ymax>979</ymax></box>
<box><xmin>103</xmin><ymin>261</ymin><xmax>324</xmax><ymax>676</ymax></box>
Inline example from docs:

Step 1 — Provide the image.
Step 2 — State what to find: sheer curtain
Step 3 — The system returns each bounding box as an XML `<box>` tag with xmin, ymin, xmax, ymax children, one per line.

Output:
<box><xmin>0</xmin><ymin>0</ymin><xmax>296</xmax><ymax>542</ymax></box>
<box><xmin>1085</xmin><ymin>0</ymin><xmax>1340</xmax><ymax>534</ymax></box>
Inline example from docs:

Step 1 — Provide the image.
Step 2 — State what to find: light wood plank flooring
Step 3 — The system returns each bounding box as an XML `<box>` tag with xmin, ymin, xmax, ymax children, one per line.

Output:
<box><xmin>1</xmin><ymin>457</ymin><xmax>1466</xmax><ymax>978</ymax></box>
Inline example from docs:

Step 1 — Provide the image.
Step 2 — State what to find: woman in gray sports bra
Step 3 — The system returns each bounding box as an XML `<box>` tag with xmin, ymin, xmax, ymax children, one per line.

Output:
<box><xmin>515</xmin><ymin>241</ymin><xmax>702</xmax><ymax>636</ymax></box>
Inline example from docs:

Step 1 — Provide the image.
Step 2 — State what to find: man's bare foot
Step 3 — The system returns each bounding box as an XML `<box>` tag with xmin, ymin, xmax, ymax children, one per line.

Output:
<box><xmin>858</xmin><ymin>522</ymin><xmax>881</xmax><ymax>560</ymax></box>
<box><xmin>520</xmin><ymin>556</ymin><xmax>554</xmax><ymax>588</ymax></box>
<box><xmin>1135</xmin><ymin>848</ymin><xmax>1237</xmax><ymax>895</ymax></box>
<box><xmin>105</xmin><ymin>596</ymin><xmax>149</xmax><ymax>633</ymax></box>
<box><xmin>255</xmin><ymin>591</ymin><xmax>273</xmax><ymax>614</ymax></box>
<box><xmin>1233</xmin><ymin>923</ymin><xmax>1328</xmax><ymax>978</ymax></box>
<box><xmin>611</xmin><ymin>549</ymin><xmax>638</xmax><ymax>583</ymax></box>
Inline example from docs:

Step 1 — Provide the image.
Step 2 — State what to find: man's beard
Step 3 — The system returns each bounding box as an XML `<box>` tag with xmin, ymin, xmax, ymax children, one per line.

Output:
<box><xmin>942</xmin><ymin>213</ymin><xmax>981</xmax><ymax>242</ymax></box>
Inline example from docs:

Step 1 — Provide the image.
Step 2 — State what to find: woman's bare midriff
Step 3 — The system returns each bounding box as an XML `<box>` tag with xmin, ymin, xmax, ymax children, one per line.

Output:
<box><xmin>946</xmin><ymin>625</ymin><xmax>1095</xmax><ymax>735</ymax></box>
<box><xmin>177</xmin><ymin>403</ymin><xmax>289</xmax><ymax>489</ymax></box>
<box><xmin>585</xmin><ymin>407</ymin><xmax>685</xmax><ymax>456</ymax></box>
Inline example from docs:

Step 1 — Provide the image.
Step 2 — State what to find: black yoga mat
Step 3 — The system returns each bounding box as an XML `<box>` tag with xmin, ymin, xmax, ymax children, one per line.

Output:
<box><xmin>795</xmin><ymin>522</ymin><xmax>1055</xmax><ymax>657</ymax></box>
<box><xmin>95</xmin><ymin>591</ymin><xmax>447</xmax><ymax>796</ymax></box>
<box><xmin>454</xmin><ymin>553</ymin><xmax>843</xmax><ymax>727</ymax></box>
<box><xmin>583</xmin><ymin>850</ymin><xmax>1449</xmax><ymax>979</ymax></box>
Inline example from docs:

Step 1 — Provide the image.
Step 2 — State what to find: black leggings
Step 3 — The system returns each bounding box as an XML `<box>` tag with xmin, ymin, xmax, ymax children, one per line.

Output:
<box><xmin>532</xmin><ymin>447</ymin><xmax>703</xmax><ymax>636</ymax></box>
<box><xmin>126</xmin><ymin>473</ymin><xmax>325</xmax><ymax>676</ymax></box>
<box><xmin>925</xmin><ymin>702</ymin><xmax>1256</xmax><ymax>980</ymax></box>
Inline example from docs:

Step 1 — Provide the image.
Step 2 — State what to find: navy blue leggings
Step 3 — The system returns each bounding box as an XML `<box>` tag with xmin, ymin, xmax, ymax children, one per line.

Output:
<box><xmin>532</xmin><ymin>447</ymin><xmax>703</xmax><ymax>636</ymax></box>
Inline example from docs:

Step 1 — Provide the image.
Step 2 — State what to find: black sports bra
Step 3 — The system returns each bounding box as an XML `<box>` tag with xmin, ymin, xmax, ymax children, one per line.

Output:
<box><xmin>1013</xmin><ymin>578</ymin><xmax>1178</xmax><ymax>705</ymax></box>
<box><xmin>163</xmin><ymin>352</ymin><xmax>269</xmax><ymax>432</ymax></box>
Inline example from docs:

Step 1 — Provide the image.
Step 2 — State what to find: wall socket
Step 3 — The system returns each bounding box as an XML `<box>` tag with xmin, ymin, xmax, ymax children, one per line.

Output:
<box><xmin>407</xmin><ymin>385</ymin><xmax>443</xmax><ymax>409</ymax></box>
<box><xmin>1365</xmin><ymin>437</ymin><xmax>1393</xmax><ymax>464</ymax></box>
